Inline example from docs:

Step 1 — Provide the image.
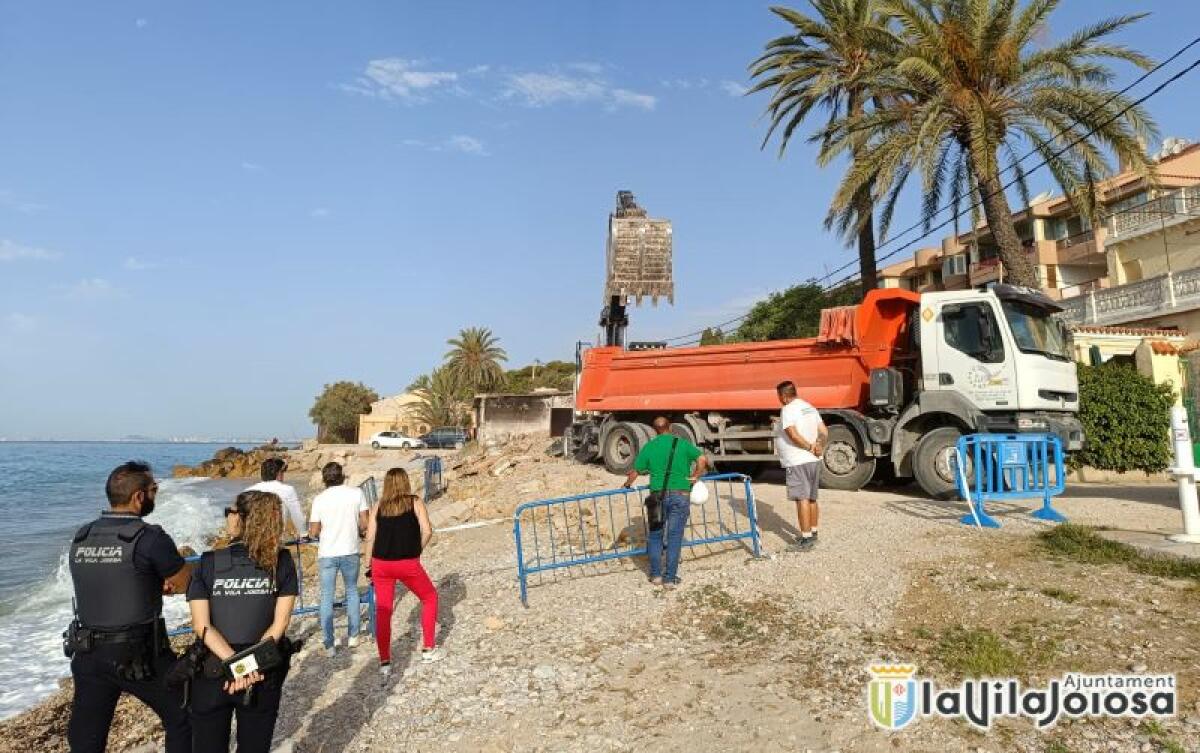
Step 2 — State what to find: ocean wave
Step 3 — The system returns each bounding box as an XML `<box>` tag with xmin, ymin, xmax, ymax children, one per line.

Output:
<box><xmin>0</xmin><ymin>477</ymin><xmax>233</xmax><ymax>720</ymax></box>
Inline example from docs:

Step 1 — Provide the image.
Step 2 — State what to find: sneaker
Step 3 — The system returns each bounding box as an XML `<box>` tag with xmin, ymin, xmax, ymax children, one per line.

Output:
<box><xmin>379</xmin><ymin>663</ymin><xmax>392</xmax><ymax>681</ymax></box>
<box><xmin>324</xmin><ymin>646</ymin><xmax>337</xmax><ymax>658</ymax></box>
<box><xmin>663</xmin><ymin>577</ymin><xmax>682</xmax><ymax>590</ymax></box>
<box><xmin>421</xmin><ymin>647</ymin><xmax>446</xmax><ymax>663</ymax></box>
<box><xmin>788</xmin><ymin>536</ymin><xmax>817</xmax><ymax>552</ymax></box>
<box><xmin>648</xmin><ymin>576</ymin><xmax>663</xmax><ymax>586</ymax></box>
<box><xmin>347</xmin><ymin>635</ymin><xmax>359</xmax><ymax>649</ymax></box>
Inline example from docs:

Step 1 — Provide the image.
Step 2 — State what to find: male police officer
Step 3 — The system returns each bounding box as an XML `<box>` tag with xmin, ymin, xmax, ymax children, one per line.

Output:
<box><xmin>66</xmin><ymin>461</ymin><xmax>193</xmax><ymax>753</ymax></box>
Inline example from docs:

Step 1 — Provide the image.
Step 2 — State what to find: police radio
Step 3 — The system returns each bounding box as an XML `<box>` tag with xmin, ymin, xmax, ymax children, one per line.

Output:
<box><xmin>222</xmin><ymin>638</ymin><xmax>283</xmax><ymax>681</ymax></box>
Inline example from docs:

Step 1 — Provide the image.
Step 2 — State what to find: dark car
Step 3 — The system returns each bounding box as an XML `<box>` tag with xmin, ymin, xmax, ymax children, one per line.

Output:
<box><xmin>420</xmin><ymin>427</ymin><xmax>468</xmax><ymax>449</ymax></box>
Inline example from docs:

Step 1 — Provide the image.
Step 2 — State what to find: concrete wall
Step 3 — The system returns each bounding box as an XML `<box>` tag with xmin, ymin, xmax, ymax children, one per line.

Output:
<box><xmin>1134</xmin><ymin>341</ymin><xmax>1185</xmax><ymax>406</ymax></box>
<box><xmin>475</xmin><ymin>392</ymin><xmax>573</xmax><ymax>445</ymax></box>
<box><xmin>1110</xmin><ymin>230</ymin><xmax>1200</xmax><ymax>284</ymax></box>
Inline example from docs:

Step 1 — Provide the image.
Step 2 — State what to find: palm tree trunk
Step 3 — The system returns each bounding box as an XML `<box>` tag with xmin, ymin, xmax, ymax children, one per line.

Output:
<box><xmin>849</xmin><ymin>91</ymin><xmax>878</xmax><ymax>291</ymax></box>
<box><xmin>971</xmin><ymin>154</ymin><xmax>1039</xmax><ymax>289</ymax></box>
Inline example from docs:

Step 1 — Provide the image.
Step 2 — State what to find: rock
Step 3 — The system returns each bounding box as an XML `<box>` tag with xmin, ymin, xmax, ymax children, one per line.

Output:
<box><xmin>532</xmin><ymin>665</ymin><xmax>557</xmax><ymax>681</ymax></box>
<box><xmin>1129</xmin><ymin>663</ymin><xmax>1148</xmax><ymax>673</ymax></box>
<box><xmin>484</xmin><ymin>616</ymin><xmax>505</xmax><ymax>631</ymax></box>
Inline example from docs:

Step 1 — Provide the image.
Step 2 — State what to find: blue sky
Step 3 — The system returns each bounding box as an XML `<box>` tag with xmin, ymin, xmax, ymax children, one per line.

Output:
<box><xmin>2</xmin><ymin>1</ymin><xmax>1199</xmax><ymax>439</ymax></box>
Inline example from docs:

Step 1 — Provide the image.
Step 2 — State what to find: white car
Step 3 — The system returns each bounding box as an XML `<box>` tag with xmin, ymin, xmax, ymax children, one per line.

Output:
<box><xmin>369</xmin><ymin>431</ymin><xmax>425</xmax><ymax>450</ymax></box>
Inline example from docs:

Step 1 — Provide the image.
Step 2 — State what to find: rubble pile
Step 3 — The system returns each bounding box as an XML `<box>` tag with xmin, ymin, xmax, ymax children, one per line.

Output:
<box><xmin>440</xmin><ymin>436</ymin><xmax>621</xmax><ymax>522</ymax></box>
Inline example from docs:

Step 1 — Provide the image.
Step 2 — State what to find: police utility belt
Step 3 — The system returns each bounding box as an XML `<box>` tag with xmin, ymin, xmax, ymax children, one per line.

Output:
<box><xmin>63</xmin><ymin>618</ymin><xmax>165</xmax><ymax>658</ymax></box>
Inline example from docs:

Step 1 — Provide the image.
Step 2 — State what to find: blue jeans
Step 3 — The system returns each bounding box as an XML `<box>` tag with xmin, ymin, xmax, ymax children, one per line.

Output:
<box><xmin>318</xmin><ymin>554</ymin><xmax>361</xmax><ymax>648</ymax></box>
<box><xmin>647</xmin><ymin>492</ymin><xmax>690</xmax><ymax>582</ymax></box>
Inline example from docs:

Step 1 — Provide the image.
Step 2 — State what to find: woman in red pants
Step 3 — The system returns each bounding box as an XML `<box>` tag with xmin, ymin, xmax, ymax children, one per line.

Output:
<box><xmin>365</xmin><ymin>467</ymin><xmax>442</xmax><ymax>679</ymax></box>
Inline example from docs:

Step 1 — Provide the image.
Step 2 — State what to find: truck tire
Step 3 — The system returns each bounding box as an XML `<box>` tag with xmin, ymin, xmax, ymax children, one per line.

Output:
<box><xmin>602</xmin><ymin>422</ymin><xmax>645</xmax><ymax>475</ymax></box>
<box><xmin>912</xmin><ymin>426</ymin><xmax>964</xmax><ymax>500</ymax></box>
<box><xmin>669</xmin><ymin>422</ymin><xmax>696</xmax><ymax>444</ymax></box>
<box><xmin>820</xmin><ymin>424</ymin><xmax>875</xmax><ymax>491</ymax></box>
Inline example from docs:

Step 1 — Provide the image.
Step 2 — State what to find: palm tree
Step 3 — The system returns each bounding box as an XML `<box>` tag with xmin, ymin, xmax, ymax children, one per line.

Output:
<box><xmin>409</xmin><ymin>366</ymin><xmax>469</xmax><ymax>428</ymax></box>
<box><xmin>822</xmin><ymin>0</ymin><xmax>1156</xmax><ymax>288</ymax></box>
<box><xmin>750</xmin><ymin>1</ymin><xmax>897</xmax><ymax>290</ymax></box>
<box><xmin>444</xmin><ymin>327</ymin><xmax>508</xmax><ymax>395</ymax></box>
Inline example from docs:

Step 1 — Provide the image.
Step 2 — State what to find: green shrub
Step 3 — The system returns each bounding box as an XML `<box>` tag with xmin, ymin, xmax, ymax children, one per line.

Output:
<box><xmin>1072</xmin><ymin>363</ymin><xmax>1173</xmax><ymax>473</ymax></box>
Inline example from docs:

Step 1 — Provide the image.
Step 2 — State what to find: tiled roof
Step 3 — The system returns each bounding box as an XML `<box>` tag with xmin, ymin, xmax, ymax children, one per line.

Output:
<box><xmin>1070</xmin><ymin>324</ymin><xmax>1188</xmax><ymax>337</ymax></box>
<box><xmin>1150</xmin><ymin>340</ymin><xmax>1179</xmax><ymax>355</ymax></box>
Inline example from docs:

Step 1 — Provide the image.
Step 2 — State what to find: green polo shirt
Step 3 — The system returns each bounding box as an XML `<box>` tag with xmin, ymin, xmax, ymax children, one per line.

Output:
<box><xmin>634</xmin><ymin>434</ymin><xmax>703</xmax><ymax>492</ymax></box>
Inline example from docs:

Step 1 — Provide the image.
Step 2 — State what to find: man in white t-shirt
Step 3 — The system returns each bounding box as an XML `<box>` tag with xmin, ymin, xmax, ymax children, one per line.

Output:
<box><xmin>308</xmin><ymin>462</ymin><xmax>369</xmax><ymax>655</ymax></box>
<box><xmin>245</xmin><ymin>457</ymin><xmax>307</xmax><ymax>537</ymax></box>
<box><xmin>776</xmin><ymin>380</ymin><xmax>827</xmax><ymax>552</ymax></box>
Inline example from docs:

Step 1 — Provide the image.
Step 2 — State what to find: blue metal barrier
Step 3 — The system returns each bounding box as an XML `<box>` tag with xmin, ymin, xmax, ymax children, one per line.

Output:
<box><xmin>954</xmin><ymin>433</ymin><xmax>1067</xmax><ymax>528</ymax></box>
<box><xmin>424</xmin><ymin>456</ymin><xmax>445</xmax><ymax>502</ymax></box>
<box><xmin>513</xmin><ymin>473</ymin><xmax>762</xmax><ymax>606</ymax></box>
<box><xmin>167</xmin><ymin>538</ymin><xmax>376</xmax><ymax>638</ymax></box>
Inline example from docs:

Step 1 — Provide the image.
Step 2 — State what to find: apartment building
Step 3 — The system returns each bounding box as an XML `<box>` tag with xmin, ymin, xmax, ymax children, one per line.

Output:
<box><xmin>880</xmin><ymin>139</ymin><xmax>1200</xmax><ymax>322</ymax></box>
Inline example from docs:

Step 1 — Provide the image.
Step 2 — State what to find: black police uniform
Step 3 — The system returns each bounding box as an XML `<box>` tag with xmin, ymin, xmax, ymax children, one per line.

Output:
<box><xmin>66</xmin><ymin>511</ymin><xmax>192</xmax><ymax>753</ymax></box>
<box><xmin>186</xmin><ymin>543</ymin><xmax>298</xmax><ymax>753</ymax></box>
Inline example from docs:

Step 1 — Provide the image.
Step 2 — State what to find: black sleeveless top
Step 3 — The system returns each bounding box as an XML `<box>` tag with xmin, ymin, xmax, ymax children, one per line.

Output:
<box><xmin>372</xmin><ymin>509</ymin><xmax>422</xmax><ymax>560</ymax></box>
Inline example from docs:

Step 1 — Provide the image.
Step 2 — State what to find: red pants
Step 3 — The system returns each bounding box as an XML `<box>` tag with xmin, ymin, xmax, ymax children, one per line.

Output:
<box><xmin>370</xmin><ymin>557</ymin><xmax>438</xmax><ymax>661</ymax></box>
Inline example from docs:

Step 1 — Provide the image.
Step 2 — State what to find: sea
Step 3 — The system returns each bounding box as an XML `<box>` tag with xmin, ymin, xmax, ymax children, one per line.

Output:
<box><xmin>0</xmin><ymin>442</ymin><xmax>255</xmax><ymax>720</ymax></box>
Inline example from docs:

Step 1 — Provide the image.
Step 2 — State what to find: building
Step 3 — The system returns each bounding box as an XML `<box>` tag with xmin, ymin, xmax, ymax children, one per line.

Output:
<box><xmin>357</xmin><ymin>393</ymin><xmax>431</xmax><ymax>444</ymax></box>
<box><xmin>879</xmin><ymin>138</ymin><xmax>1200</xmax><ymax>315</ymax></box>
<box><xmin>472</xmin><ymin>390</ymin><xmax>574</xmax><ymax>446</ymax></box>
<box><xmin>1069</xmin><ymin>325</ymin><xmax>1188</xmax><ymax>406</ymax></box>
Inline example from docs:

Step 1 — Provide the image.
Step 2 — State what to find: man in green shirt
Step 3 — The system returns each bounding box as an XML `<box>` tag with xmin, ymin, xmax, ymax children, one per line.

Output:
<box><xmin>624</xmin><ymin>416</ymin><xmax>708</xmax><ymax>588</ymax></box>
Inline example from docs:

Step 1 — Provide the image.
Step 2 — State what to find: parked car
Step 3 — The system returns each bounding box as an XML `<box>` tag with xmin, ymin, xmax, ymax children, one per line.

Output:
<box><xmin>369</xmin><ymin>431</ymin><xmax>425</xmax><ymax>450</ymax></box>
<box><xmin>420</xmin><ymin>427</ymin><xmax>468</xmax><ymax>449</ymax></box>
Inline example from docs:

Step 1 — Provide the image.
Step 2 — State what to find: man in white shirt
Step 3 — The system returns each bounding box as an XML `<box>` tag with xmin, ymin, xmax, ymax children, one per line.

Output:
<box><xmin>245</xmin><ymin>457</ymin><xmax>306</xmax><ymax>537</ymax></box>
<box><xmin>776</xmin><ymin>380</ymin><xmax>827</xmax><ymax>551</ymax></box>
<box><xmin>308</xmin><ymin>462</ymin><xmax>369</xmax><ymax>656</ymax></box>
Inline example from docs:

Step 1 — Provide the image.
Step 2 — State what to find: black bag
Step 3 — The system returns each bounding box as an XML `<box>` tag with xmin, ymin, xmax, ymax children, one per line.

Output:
<box><xmin>645</xmin><ymin>437</ymin><xmax>679</xmax><ymax>532</ymax></box>
<box><xmin>222</xmin><ymin>638</ymin><xmax>283</xmax><ymax>681</ymax></box>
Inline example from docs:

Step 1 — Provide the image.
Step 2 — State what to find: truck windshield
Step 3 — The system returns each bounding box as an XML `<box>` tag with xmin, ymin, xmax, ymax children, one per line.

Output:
<box><xmin>1001</xmin><ymin>300</ymin><xmax>1070</xmax><ymax>360</ymax></box>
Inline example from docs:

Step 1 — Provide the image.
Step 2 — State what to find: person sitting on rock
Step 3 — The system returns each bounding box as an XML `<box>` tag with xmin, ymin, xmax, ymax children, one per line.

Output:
<box><xmin>364</xmin><ymin>467</ymin><xmax>443</xmax><ymax>680</ymax></box>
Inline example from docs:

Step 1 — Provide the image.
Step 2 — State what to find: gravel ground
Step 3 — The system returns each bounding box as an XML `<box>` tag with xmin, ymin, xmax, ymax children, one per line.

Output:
<box><xmin>264</xmin><ymin>472</ymin><xmax>1199</xmax><ymax>753</ymax></box>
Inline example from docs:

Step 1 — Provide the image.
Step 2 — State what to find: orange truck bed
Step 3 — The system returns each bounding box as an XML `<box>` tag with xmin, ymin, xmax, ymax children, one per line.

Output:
<box><xmin>575</xmin><ymin>289</ymin><xmax>919</xmax><ymax>413</ymax></box>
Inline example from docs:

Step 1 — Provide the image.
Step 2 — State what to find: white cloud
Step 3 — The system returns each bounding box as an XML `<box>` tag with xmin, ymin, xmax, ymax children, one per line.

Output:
<box><xmin>343</xmin><ymin>58</ymin><xmax>459</xmax><ymax>102</ymax></box>
<box><xmin>0</xmin><ymin>239</ymin><xmax>60</xmax><ymax>262</ymax></box>
<box><xmin>403</xmin><ymin>135</ymin><xmax>490</xmax><ymax>156</ymax></box>
<box><xmin>504</xmin><ymin>71</ymin><xmax>655</xmax><ymax>110</ymax></box>
<box><xmin>0</xmin><ymin>191</ymin><xmax>47</xmax><ymax>214</ymax></box>
<box><xmin>59</xmin><ymin>278</ymin><xmax>119</xmax><ymax>300</ymax></box>
<box><xmin>4</xmin><ymin>313</ymin><xmax>35</xmax><ymax>333</ymax></box>
<box><xmin>446</xmin><ymin>135</ymin><xmax>488</xmax><ymax>155</ymax></box>
<box><xmin>720</xmin><ymin>80</ymin><xmax>749</xmax><ymax>97</ymax></box>
<box><xmin>310</xmin><ymin>208</ymin><xmax>330</xmax><ymax>219</ymax></box>
<box><xmin>466</xmin><ymin>64</ymin><xmax>491</xmax><ymax>75</ymax></box>
<box><xmin>123</xmin><ymin>257</ymin><xmax>159</xmax><ymax>271</ymax></box>
<box><xmin>660</xmin><ymin>78</ymin><xmax>710</xmax><ymax>90</ymax></box>
<box><xmin>610</xmin><ymin>89</ymin><xmax>657</xmax><ymax>110</ymax></box>
<box><xmin>241</xmin><ymin>161</ymin><xmax>263</xmax><ymax>171</ymax></box>
<box><xmin>135</xmin><ymin>18</ymin><xmax>148</xmax><ymax>29</ymax></box>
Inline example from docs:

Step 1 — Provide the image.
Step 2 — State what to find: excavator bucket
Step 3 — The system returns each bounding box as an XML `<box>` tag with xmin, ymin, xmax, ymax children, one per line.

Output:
<box><xmin>604</xmin><ymin>190</ymin><xmax>674</xmax><ymax>306</ymax></box>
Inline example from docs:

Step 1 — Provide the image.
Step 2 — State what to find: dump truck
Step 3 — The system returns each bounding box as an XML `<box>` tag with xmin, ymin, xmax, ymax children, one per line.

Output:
<box><xmin>566</xmin><ymin>285</ymin><xmax>1083</xmax><ymax>498</ymax></box>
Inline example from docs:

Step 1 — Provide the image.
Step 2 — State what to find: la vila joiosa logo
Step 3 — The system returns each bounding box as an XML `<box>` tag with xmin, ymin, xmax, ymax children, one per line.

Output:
<box><xmin>867</xmin><ymin>664</ymin><xmax>1177</xmax><ymax>732</ymax></box>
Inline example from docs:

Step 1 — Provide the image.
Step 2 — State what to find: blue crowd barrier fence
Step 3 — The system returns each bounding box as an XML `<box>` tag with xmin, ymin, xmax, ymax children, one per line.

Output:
<box><xmin>167</xmin><ymin>537</ymin><xmax>376</xmax><ymax>638</ymax></box>
<box><xmin>424</xmin><ymin>456</ymin><xmax>445</xmax><ymax>502</ymax></box>
<box><xmin>513</xmin><ymin>473</ymin><xmax>762</xmax><ymax>606</ymax></box>
<box><xmin>953</xmin><ymin>433</ymin><xmax>1067</xmax><ymax>528</ymax></box>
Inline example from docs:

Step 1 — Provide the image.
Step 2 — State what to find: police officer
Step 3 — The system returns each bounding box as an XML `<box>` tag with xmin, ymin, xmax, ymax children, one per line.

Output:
<box><xmin>187</xmin><ymin>490</ymin><xmax>298</xmax><ymax>753</ymax></box>
<box><xmin>66</xmin><ymin>460</ymin><xmax>192</xmax><ymax>753</ymax></box>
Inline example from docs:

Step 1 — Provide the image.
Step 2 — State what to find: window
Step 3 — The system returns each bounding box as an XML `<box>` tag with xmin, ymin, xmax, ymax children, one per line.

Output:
<box><xmin>1001</xmin><ymin>300</ymin><xmax>1070</xmax><ymax>360</ymax></box>
<box><xmin>943</xmin><ymin>304</ymin><xmax>1005</xmax><ymax>363</ymax></box>
<box><xmin>942</xmin><ymin>254</ymin><xmax>967</xmax><ymax>277</ymax></box>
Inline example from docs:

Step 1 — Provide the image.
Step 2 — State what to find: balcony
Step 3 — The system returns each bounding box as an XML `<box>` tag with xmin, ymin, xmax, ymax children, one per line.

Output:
<box><xmin>1058</xmin><ymin>267</ymin><xmax>1200</xmax><ymax>326</ymax></box>
<box><xmin>969</xmin><ymin>257</ymin><xmax>1002</xmax><ymax>286</ymax></box>
<box><xmin>1055</xmin><ymin>230</ymin><xmax>1105</xmax><ymax>265</ymax></box>
<box><xmin>1107</xmin><ymin>186</ymin><xmax>1200</xmax><ymax>244</ymax></box>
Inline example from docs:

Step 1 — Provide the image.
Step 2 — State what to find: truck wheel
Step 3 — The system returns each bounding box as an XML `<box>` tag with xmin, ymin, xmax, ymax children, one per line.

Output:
<box><xmin>669</xmin><ymin>422</ymin><xmax>696</xmax><ymax>444</ymax></box>
<box><xmin>913</xmin><ymin>426</ymin><xmax>965</xmax><ymax>500</ymax></box>
<box><xmin>602</xmin><ymin>422</ymin><xmax>644</xmax><ymax>475</ymax></box>
<box><xmin>820</xmin><ymin>424</ymin><xmax>875</xmax><ymax>491</ymax></box>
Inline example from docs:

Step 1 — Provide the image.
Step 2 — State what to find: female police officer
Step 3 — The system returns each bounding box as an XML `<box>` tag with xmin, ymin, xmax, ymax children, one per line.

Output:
<box><xmin>187</xmin><ymin>490</ymin><xmax>298</xmax><ymax>753</ymax></box>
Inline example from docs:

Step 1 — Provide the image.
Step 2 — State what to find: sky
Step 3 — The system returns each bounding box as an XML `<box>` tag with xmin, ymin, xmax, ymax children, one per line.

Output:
<box><xmin>2</xmin><ymin>1</ymin><xmax>1200</xmax><ymax>440</ymax></box>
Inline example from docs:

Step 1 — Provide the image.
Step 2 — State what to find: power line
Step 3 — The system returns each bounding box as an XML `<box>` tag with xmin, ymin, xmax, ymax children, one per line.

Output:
<box><xmin>663</xmin><ymin>44</ymin><xmax>1200</xmax><ymax>345</ymax></box>
<box><xmin>809</xmin><ymin>33</ymin><xmax>1200</xmax><ymax>288</ymax></box>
